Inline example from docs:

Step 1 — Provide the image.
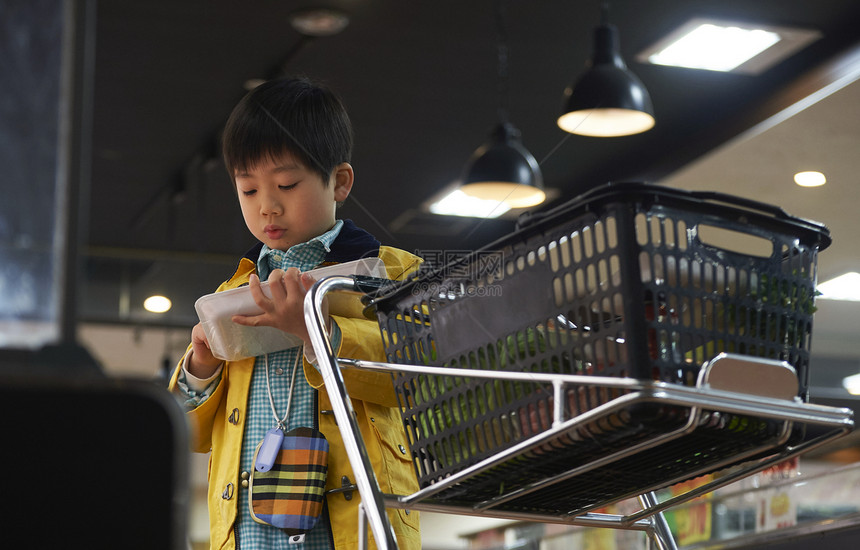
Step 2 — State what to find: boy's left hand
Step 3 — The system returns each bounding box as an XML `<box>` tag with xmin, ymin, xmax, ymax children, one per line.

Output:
<box><xmin>231</xmin><ymin>267</ymin><xmax>329</xmax><ymax>345</ymax></box>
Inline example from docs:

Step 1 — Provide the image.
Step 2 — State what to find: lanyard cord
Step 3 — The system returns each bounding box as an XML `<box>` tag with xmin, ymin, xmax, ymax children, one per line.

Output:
<box><xmin>263</xmin><ymin>352</ymin><xmax>301</xmax><ymax>431</ymax></box>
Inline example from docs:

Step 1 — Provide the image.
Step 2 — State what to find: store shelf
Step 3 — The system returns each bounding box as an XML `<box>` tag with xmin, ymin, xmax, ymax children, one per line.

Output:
<box><xmin>462</xmin><ymin>459</ymin><xmax>860</xmax><ymax>550</ymax></box>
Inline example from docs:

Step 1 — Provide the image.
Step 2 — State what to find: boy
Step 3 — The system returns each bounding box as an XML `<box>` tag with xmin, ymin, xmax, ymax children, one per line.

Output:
<box><xmin>169</xmin><ymin>76</ymin><xmax>422</xmax><ymax>549</ymax></box>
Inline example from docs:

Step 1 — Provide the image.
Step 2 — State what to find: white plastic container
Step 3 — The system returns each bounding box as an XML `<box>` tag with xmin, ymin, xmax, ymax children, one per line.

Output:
<box><xmin>195</xmin><ymin>258</ymin><xmax>387</xmax><ymax>361</ymax></box>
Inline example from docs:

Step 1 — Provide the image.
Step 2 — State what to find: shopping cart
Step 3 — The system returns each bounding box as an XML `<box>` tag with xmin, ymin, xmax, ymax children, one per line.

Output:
<box><xmin>304</xmin><ymin>183</ymin><xmax>854</xmax><ymax>549</ymax></box>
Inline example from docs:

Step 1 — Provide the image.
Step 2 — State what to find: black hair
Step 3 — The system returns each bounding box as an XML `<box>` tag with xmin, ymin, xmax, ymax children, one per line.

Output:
<box><xmin>221</xmin><ymin>76</ymin><xmax>353</xmax><ymax>185</ymax></box>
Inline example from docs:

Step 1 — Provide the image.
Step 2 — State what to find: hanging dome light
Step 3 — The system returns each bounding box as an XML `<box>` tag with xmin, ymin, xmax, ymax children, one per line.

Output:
<box><xmin>558</xmin><ymin>9</ymin><xmax>655</xmax><ymax>137</ymax></box>
<box><xmin>455</xmin><ymin>0</ymin><xmax>545</xmax><ymax>212</ymax></box>
<box><xmin>460</xmin><ymin>122</ymin><xmax>546</xmax><ymax>208</ymax></box>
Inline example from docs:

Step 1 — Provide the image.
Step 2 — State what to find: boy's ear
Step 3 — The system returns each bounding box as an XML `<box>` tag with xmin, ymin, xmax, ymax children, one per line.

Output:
<box><xmin>332</xmin><ymin>162</ymin><xmax>354</xmax><ymax>202</ymax></box>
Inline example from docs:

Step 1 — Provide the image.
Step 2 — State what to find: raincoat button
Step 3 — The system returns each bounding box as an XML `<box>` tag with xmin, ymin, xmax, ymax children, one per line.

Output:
<box><xmin>228</xmin><ymin>408</ymin><xmax>240</xmax><ymax>425</ymax></box>
<box><xmin>222</xmin><ymin>483</ymin><xmax>234</xmax><ymax>500</ymax></box>
<box><xmin>398</xmin><ymin>445</ymin><xmax>406</xmax><ymax>454</ymax></box>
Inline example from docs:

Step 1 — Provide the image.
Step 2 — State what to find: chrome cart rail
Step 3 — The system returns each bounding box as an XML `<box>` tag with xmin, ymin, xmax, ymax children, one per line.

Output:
<box><xmin>305</xmin><ymin>275</ymin><xmax>854</xmax><ymax>550</ymax></box>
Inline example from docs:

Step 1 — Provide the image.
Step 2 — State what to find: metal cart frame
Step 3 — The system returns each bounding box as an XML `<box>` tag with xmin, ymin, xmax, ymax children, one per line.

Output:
<box><xmin>305</xmin><ymin>275</ymin><xmax>854</xmax><ymax>550</ymax></box>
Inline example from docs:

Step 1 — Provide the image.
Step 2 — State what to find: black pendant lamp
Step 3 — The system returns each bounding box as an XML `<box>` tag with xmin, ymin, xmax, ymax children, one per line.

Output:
<box><xmin>460</xmin><ymin>0</ymin><xmax>545</xmax><ymax>209</ymax></box>
<box><xmin>557</xmin><ymin>5</ymin><xmax>655</xmax><ymax>137</ymax></box>
<box><xmin>461</xmin><ymin>121</ymin><xmax>545</xmax><ymax>208</ymax></box>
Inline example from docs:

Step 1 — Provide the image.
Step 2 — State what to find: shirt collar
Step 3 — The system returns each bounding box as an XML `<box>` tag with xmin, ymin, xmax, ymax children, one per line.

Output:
<box><xmin>257</xmin><ymin>220</ymin><xmax>344</xmax><ymax>280</ymax></box>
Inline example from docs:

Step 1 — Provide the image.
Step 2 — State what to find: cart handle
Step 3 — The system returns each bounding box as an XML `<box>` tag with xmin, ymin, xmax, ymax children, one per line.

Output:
<box><xmin>304</xmin><ymin>275</ymin><xmax>400</xmax><ymax>550</ymax></box>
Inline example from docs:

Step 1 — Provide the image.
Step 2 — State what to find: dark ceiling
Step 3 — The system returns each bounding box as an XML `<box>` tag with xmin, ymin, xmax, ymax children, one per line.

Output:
<box><xmin>81</xmin><ymin>0</ymin><xmax>860</xmax><ymax>328</ymax></box>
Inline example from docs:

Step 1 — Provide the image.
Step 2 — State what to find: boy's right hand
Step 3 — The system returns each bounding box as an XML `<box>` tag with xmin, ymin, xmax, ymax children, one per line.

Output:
<box><xmin>188</xmin><ymin>322</ymin><xmax>221</xmax><ymax>378</ymax></box>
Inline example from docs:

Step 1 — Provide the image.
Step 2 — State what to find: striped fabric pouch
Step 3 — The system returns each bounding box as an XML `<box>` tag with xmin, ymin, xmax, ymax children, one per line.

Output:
<box><xmin>249</xmin><ymin>427</ymin><xmax>329</xmax><ymax>535</ymax></box>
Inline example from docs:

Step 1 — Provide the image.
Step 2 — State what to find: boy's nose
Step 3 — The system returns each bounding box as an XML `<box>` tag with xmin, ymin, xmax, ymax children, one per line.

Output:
<box><xmin>261</xmin><ymin>197</ymin><xmax>283</xmax><ymax>215</ymax></box>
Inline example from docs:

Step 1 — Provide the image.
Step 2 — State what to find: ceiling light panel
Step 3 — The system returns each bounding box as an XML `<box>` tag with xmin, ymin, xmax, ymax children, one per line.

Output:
<box><xmin>637</xmin><ymin>18</ymin><xmax>821</xmax><ymax>75</ymax></box>
<box><xmin>428</xmin><ymin>189</ymin><xmax>511</xmax><ymax>219</ymax></box>
<box><xmin>818</xmin><ymin>272</ymin><xmax>860</xmax><ymax>302</ymax></box>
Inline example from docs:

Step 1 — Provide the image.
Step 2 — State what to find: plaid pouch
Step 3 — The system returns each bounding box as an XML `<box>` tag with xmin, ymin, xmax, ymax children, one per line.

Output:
<box><xmin>249</xmin><ymin>427</ymin><xmax>329</xmax><ymax>534</ymax></box>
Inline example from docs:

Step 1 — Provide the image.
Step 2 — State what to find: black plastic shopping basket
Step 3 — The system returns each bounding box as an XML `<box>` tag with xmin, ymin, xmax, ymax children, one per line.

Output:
<box><xmin>367</xmin><ymin>182</ymin><xmax>834</xmax><ymax>514</ymax></box>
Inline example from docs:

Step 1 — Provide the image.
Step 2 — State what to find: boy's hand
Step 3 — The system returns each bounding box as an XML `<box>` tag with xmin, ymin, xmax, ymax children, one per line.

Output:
<box><xmin>188</xmin><ymin>322</ymin><xmax>221</xmax><ymax>378</ymax></box>
<box><xmin>232</xmin><ymin>268</ymin><xmax>329</xmax><ymax>345</ymax></box>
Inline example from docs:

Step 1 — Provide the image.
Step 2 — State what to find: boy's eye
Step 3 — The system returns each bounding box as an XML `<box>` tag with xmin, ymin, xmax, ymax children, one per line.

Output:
<box><xmin>279</xmin><ymin>182</ymin><xmax>298</xmax><ymax>191</ymax></box>
<box><xmin>241</xmin><ymin>189</ymin><xmax>256</xmax><ymax>196</ymax></box>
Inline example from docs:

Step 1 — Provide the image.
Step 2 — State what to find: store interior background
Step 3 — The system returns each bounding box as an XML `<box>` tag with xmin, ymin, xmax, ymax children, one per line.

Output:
<box><xmin>5</xmin><ymin>0</ymin><xmax>860</xmax><ymax>548</ymax></box>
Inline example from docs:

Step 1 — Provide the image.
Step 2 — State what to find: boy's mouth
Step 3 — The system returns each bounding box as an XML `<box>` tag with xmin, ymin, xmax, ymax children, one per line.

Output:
<box><xmin>264</xmin><ymin>225</ymin><xmax>286</xmax><ymax>240</ymax></box>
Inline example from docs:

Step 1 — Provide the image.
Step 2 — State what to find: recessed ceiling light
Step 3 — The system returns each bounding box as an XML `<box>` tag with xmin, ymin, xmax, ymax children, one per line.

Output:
<box><xmin>794</xmin><ymin>170</ymin><xmax>826</xmax><ymax>187</ymax></box>
<box><xmin>289</xmin><ymin>8</ymin><xmax>349</xmax><ymax>37</ymax></box>
<box><xmin>637</xmin><ymin>18</ymin><xmax>821</xmax><ymax>74</ymax></box>
<box><xmin>144</xmin><ymin>295</ymin><xmax>172</xmax><ymax>313</ymax></box>
<box><xmin>818</xmin><ymin>272</ymin><xmax>860</xmax><ymax>302</ymax></box>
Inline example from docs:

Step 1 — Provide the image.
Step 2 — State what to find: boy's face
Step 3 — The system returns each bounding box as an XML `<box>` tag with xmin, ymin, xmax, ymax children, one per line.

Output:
<box><xmin>234</xmin><ymin>153</ymin><xmax>352</xmax><ymax>251</ymax></box>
